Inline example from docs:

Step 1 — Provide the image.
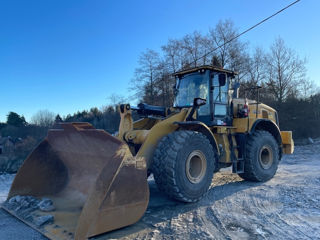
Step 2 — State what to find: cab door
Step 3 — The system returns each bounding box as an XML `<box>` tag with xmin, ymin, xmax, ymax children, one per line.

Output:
<box><xmin>212</xmin><ymin>73</ymin><xmax>230</xmax><ymax>125</ymax></box>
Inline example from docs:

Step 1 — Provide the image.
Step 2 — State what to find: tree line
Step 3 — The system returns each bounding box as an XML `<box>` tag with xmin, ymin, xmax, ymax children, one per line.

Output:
<box><xmin>1</xmin><ymin>20</ymin><xmax>319</xmax><ymax>141</ymax></box>
<box><xmin>0</xmin><ymin>107</ymin><xmax>121</xmax><ymax>141</ymax></box>
<box><xmin>0</xmin><ymin>107</ymin><xmax>122</xmax><ymax>173</ymax></box>
<box><xmin>130</xmin><ymin>19</ymin><xmax>320</xmax><ymax>138</ymax></box>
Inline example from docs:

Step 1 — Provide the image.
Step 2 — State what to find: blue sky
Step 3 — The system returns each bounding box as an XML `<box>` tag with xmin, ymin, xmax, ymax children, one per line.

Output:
<box><xmin>0</xmin><ymin>0</ymin><xmax>319</xmax><ymax>122</ymax></box>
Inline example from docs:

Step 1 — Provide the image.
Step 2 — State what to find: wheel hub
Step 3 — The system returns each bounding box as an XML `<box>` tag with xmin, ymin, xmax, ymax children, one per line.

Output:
<box><xmin>259</xmin><ymin>145</ymin><xmax>273</xmax><ymax>169</ymax></box>
<box><xmin>186</xmin><ymin>150</ymin><xmax>207</xmax><ymax>184</ymax></box>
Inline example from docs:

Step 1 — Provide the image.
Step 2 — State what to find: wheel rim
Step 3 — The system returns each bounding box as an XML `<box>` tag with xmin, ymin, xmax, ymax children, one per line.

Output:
<box><xmin>259</xmin><ymin>145</ymin><xmax>273</xmax><ymax>169</ymax></box>
<box><xmin>186</xmin><ymin>150</ymin><xmax>207</xmax><ymax>184</ymax></box>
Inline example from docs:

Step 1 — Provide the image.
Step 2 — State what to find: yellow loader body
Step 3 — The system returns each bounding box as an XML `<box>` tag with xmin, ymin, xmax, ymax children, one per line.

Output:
<box><xmin>2</xmin><ymin>65</ymin><xmax>295</xmax><ymax>240</ymax></box>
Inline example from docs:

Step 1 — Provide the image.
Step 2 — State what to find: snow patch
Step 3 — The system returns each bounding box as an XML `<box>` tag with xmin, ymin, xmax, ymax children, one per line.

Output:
<box><xmin>0</xmin><ymin>174</ymin><xmax>15</xmax><ymax>204</ymax></box>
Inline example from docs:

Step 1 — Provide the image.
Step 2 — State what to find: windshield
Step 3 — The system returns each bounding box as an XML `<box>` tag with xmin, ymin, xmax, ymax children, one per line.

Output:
<box><xmin>174</xmin><ymin>71</ymin><xmax>209</xmax><ymax>107</ymax></box>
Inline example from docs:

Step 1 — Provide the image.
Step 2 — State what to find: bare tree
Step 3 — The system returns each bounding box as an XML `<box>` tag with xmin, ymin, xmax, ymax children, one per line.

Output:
<box><xmin>265</xmin><ymin>37</ymin><xmax>307</xmax><ymax>105</ymax></box>
<box><xmin>131</xmin><ymin>49</ymin><xmax>161</xmax><ymax>104</ymax></box>
<box><xmin>107</xmin><ymin>93</ymin><xmax>128</xmax><ymax>110</ymax></box>
<box><xmin>208</xmin><ymin>20</ymin><xmax>247</xmax><ymax>68</ymax></box>
<box><xmin>31</xmin><ymin>110</ymin><xmax>55</xmax><ymax>127</ymax></box>
<box><xmin>181</xmin><ymin>31</ymin><xmax>210</xmax><ymax>68</ymax></box>
<box><xmin>299</xmin><ymin>78</ymin><xmax>319</xmax><ymax>99</ymax></box>
<box><xmin>155</xmin><ymin>60</ymin><xmax>175</xmax><ymax>106</ymax></box>
<box><xmin>162</xmin><ymin>39</ymin><xmax>182</xmax><ymax>73</ymax></box>
<box><xmin>246</xmin><ymin>47</ymin><xmax>266</xmax><ymax>86</ymax></box>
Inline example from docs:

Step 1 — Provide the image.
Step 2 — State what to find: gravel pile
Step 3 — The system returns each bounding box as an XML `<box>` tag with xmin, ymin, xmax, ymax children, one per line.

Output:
<box><xmin>3</xmin><ymin>195</ymin><xmax>55</xmax><ymax>227</ymax></box>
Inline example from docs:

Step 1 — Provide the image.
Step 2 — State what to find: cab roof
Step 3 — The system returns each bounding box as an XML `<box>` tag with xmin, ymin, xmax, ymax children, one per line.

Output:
<box><xmin>174</xmin><ymin>65</ymin><xmax>237</xmax><ymax>78</ymax></box>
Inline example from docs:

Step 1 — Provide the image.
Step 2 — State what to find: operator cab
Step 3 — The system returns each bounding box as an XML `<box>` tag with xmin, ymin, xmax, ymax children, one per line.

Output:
<box><xmin>174</xmin><ymin>66</ymin><xmax>237</xmax><ymax>126</ymax></box>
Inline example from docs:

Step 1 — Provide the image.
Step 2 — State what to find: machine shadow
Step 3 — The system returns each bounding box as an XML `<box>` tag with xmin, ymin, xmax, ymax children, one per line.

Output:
<box><xmin>93</xmin><ymin>174</ymin><xmax>263</xmax><ymax>239</ymax></box>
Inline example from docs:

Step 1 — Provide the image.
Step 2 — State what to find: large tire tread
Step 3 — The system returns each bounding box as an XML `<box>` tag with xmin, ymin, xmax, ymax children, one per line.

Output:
<box><xmin>239</xmin><ymin>130</ymin><xmax>279</xmax><ymax>182</ymax></box>
<box><xmin>152</xmin><ymin>131</ymin><xmax>215</xmax><ymax>202</ymax></box>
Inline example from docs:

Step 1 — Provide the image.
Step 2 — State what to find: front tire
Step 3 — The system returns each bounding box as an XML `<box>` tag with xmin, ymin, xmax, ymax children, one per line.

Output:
<box><xmin>239</xmin><ymin>130</ymin><xmax>279</xmax><ymax>182</ymax></box>
<box><xmin>152</xmin><ymin>131</ymin><xmax>216</xmax><ymax>202</ymax></box>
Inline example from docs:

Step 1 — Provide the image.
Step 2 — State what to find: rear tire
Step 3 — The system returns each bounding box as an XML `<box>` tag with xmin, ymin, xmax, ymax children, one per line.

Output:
<box><xmin>152</xmin><ymin>131</ymin><xmax>216</xmax><ymax>202</ymax></box>
<box><xmin>239</xmin><ymin>130</ymin><xmax>279</xmax><ymax>182</ymax></box>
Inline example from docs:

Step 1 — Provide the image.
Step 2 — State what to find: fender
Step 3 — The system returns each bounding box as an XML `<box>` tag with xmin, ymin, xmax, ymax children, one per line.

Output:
<box><xmin>174</xmin><ymin>121</ymin><xmax>220</xmax><ymax>155</ymax></box>
<box><xmin>250</xmin><ymin>119</ymin><xmax>282</xmax><ymax>159</ymax></box>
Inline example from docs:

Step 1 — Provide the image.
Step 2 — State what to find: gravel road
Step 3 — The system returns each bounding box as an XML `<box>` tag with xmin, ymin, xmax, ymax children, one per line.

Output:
<box><xmin>1</xmin><ymin>141</ymin><xmax>320</xmax><ymax>240</ymax></box>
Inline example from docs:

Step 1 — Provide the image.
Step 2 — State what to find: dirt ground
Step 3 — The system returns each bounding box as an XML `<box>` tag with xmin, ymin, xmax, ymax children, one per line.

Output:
<box><xmin>1</xmin><ymin>141</ymin><xmax>320</xmax><ymax>240</ymax></box>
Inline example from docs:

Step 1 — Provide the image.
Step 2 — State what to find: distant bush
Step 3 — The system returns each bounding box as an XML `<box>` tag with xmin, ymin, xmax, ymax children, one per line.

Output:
<box><xmin>0</xmin><ymin>122</ymin><xmax>48</xmax><ymax>173</ymax></box>
<box><xmin>64</xmin><ymin>106</ymin><xmax>121</xmax><ymax>134</ymax></box>
<box><xmin>0</xmin><ymin>136</ymin><xmax>37</xmax><ymax>173</ymax></box>
<box><xmin>277</xmin><ymin>94</ymin><xmax>320</xmax><ymax>139</ymax></box>
<box><xmin>0</xmin><ymin>124</ymin><xmax>48</xmax><ymax>141</ymax></box>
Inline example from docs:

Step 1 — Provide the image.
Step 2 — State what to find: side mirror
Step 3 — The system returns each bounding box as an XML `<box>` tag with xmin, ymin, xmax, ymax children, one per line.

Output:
<box><xmin>193</xmin><ymin>97</ymin><xmax>206</xmax><ymax>107</ymax></box>
<box><xmin>186</xmin><ymin>98</ymin><xmax>206</xmax><ymax>121</ymax></box>
<box><xmin>218</xmin><ymin>74</ymin><xmax>226</xmax><ymax>86</ymax></box>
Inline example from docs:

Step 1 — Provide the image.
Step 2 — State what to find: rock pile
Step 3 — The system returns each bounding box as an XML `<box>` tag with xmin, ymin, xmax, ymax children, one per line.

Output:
<box><xmin>4</xmin><ymin>195</ymin><xmax>55</xmax><ymax>227</ymax></box>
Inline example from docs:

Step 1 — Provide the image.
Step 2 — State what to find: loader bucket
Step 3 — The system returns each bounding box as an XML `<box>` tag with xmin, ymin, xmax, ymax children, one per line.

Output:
<box><xmin>2</xmin><ymin>123</ymin><xmax>149</xmax><ymax>240</ymax></box>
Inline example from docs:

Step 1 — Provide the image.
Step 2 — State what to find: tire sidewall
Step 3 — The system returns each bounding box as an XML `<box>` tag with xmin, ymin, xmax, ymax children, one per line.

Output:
<box><xmin>175</xmin><ymin>133</ymin><xmax>215</xmax><ymax>200</ymax></box>
<box><xmin>249</xmin><ymin>133</ymin><xmax>279</xmax><ymax>181</ymax></box>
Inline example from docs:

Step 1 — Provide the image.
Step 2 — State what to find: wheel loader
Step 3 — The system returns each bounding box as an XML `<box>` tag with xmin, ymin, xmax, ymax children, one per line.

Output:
<box><xmin>2</xmin><ymin>65</ymin><xmax>294</xmax><ymax>239</ymax></box>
